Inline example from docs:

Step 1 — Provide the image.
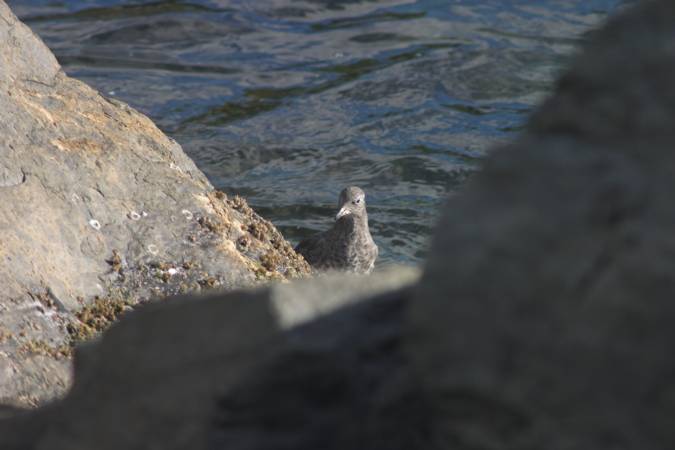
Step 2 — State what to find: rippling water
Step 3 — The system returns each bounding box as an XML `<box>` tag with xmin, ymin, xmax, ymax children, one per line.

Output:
<box><xmin>10</xmin><ymin>0</ymin><xmax>627</xmax><ymax>266</ymax></box>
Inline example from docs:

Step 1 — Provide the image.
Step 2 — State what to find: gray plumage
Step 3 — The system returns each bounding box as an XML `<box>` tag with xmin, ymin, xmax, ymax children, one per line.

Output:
<box><xmin>295</xmin><ymin>186</ymin><xmax>378</xmax><ymax>274</ymax></box>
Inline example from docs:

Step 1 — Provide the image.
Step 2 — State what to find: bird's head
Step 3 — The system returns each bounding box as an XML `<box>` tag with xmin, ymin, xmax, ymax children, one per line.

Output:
<box><xmin>335</xmin><ymin>186</ymin><xmax>367</xmax><ymax>221</ymax></box>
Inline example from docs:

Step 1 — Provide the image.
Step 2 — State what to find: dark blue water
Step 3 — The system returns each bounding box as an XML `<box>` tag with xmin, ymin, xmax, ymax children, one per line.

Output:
<box><xmin>9</xmin><ymin>0</ymin><xmax>627</xmax><ymax>266</ymax></box>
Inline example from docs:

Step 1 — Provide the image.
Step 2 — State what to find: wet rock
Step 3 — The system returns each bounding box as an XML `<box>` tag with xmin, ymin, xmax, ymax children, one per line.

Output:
<box><xmin>0</xmin><ymin>0</ymin><xmax>309</xmax><ymax>407</ymax></box>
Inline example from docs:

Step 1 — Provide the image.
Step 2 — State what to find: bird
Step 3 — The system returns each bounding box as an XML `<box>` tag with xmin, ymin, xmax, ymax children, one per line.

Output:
<box><xmin>295</xmin><ymin>186</ymin><xmax>378</xmax><ymax>274</ymax></box>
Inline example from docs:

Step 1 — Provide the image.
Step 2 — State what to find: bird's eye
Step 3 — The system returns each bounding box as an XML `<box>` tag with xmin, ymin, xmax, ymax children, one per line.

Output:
<box><xmin>354</xmin><ymin>198</ymin><xmax>361</xmax><ymax>204</ymax></box>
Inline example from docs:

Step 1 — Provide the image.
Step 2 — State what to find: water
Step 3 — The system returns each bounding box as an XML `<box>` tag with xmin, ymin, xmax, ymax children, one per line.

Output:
<box><xmin>10</xmin><ymin>0</ymin><xmax>628</xmax><ymax>266</ymax></box>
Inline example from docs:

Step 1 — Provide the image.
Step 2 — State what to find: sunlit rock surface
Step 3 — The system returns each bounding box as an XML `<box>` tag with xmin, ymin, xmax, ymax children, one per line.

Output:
<box><xmin>0</xmin><ymin>0</ymin><xmax>309</xmax><ymax>407</ymax></box>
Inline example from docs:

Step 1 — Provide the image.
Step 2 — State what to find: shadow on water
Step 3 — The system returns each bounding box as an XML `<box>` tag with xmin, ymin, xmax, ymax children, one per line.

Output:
<box><xmin>9</xmin><ymin>0</ymin><xmax>629</xmax><ymax>266</ymax></box>
<box><xmin>21</xmin><ymin>1</ymin><xmax>228</xmax><ymax>23</ymax></box>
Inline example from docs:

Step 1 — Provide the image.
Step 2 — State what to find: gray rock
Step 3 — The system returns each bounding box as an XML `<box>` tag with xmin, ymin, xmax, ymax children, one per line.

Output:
<box><xmin>270</xmin><ymin>265</ymin><xmax>420</xmax><ymax>328</ymax></box>
<box><xmin>0</xmin><ymin>0</ymin><xmax>309</xmax><ymax>407</ymax></box>
<box><xmin>0</xmin><ymin>289</ymin><xmax>281</xmax><ymax>450</ymax></box>
<box><xmin>0</xmin><ymin>267</ymin><xmax>421</xmax><ymax>450</ymax></box>
<box><xmin>208</xmin><ymin>287</ymin><xmax>421</xmax><ymax>450</ymax></box>
<box><xmin>410</xmin><ymin>1</ymin><xmax>675</xmax><ymax>448</ymax></box>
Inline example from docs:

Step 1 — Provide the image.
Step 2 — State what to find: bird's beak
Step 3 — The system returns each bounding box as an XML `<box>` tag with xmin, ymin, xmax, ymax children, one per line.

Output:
<box><xmin>335</xmin><ymin>206</ymin><xmax>351</xmax><ymax>220</ymax></box>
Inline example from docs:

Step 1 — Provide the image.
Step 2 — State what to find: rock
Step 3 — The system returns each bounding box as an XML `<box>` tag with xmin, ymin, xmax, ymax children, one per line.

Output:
<box><xmin>0</xmin><ymin>288</ymin><xmax>281</xmax><ymax>450</ymax></box>
<box><xmin>0</xmin><ymin>267</ymin><xmax>420</xmax><ymax>450</ymax></box>
<box><xmin>410</xmin><ymin>1</ymin><xmax>675</xmax><ymax>448</ymax></box>
<box><xmin>208</xmin><ymin>286</ymin><xmax>422</xmax><ymax>450</ymax></box>
<box><xmin>2</xmin><ymin>1</ymin><xmax>675</xmax><ymax>450</ymax></box>
<box><xmin>0</xmin><ymin>0</ymin><xmax>309</xmax><ymax>407</ymax></box>
<box><xmin>270</xmin><ymin>265</ymin><xmax>420</xmax><ymax>328</ymax></box>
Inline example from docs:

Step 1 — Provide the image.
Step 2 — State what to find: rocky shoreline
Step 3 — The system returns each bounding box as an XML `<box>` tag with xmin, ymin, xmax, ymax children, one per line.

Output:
<box><xmin>0</xmin><ymin>0</ymin><xmax>310</xmax><ymax>407</ymax></box>
<box><xmin>2</xmin><ymin>0</ymin><xmax>675</xmax><ymax>449</ymax></box>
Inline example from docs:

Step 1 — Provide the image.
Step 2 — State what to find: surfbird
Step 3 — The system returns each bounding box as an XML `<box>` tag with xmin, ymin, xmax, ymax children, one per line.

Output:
<box><xmin>295</xmin><ymin>186</ymin><xmax>378</xmax><ymax>274</ymax></box>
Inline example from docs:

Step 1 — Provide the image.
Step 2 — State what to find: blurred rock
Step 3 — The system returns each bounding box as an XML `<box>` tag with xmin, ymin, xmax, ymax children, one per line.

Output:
<box><xmin>0</xmin><ymin>268</ymin><xmax>421</xmax><ymax>450</ymax></box>
<box><xmin>270</xmin><ymin>265</ymin><xmax>420</xmax><ymax>328</ymax></box>
<box><xmin>0</xmin><ymin>0</ymin><xmax>309</xmax><ymax>407</ymax></box>
<box><xmin>411</xmin><ymin>1</ymin><xmax>675</xmax><ymax>448</ymax></box>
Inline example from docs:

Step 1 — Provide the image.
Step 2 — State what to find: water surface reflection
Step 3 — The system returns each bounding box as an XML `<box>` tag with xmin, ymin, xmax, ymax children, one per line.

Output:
<box><xmin>10</xmin><ymin>0</ymin><xmax>627</xmax><ymax>265</ymax></box>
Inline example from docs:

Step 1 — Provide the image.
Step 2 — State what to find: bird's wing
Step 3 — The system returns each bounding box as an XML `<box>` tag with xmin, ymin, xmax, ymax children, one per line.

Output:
<box><xmin>294</xmin><ymin>232</ymin><xmax>326</xmax><ymax>265</ymax></box>
<box><xmin>366</xmin><ymin>243</ymin><xmax>378</xmax><ymax>274</ymax></box>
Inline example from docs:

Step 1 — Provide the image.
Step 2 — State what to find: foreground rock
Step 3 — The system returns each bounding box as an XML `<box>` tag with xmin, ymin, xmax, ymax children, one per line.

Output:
<box><xmin>411</xmin><ymin>2</ymin><xmax>675</xmax><ymax>447</ymax></box>
<box><xmin>0</xmin><ymin>1</ymin><xmax>309</xmax><ymax>407</ymax></box>
<box><xmin>0</xmin><ymin>266</ymin><xmax>420</xmax><ymax>450</ymax></box>
<box><xmin>2</xmin><ymin>1</ymin><xmax>675</xmax><ymax>450</ymax></box>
